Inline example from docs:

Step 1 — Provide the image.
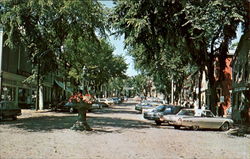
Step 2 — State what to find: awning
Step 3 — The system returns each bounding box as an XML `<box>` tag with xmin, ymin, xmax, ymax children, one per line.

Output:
<box><xmin>55</xmin><ymin>80</ymin><xmax>73</xmax><ymax>93</ymax></box>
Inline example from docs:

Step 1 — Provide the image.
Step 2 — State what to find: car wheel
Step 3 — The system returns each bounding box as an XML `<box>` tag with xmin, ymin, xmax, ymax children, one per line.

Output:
<box><xmin>192</xmin><ymin>125</ymin><xmax>199</xmax><ymax>131</ymax></box>
<box><xmin>155</xmin><ymin>120</ymin><xmax>162</xmax><ymax>126</ymax></box>
<box><xmin>220</xmin><ymin>122</ymin><xmax>229</xmax><ymax>131</ymax></box>
<box><xmin>174</xmin><ymin>126</ymin><xmax>180</xmax><ymax>129</ymax></box>
<box><xmin>69</xmin><ymin>107</ymin><xmax>74</xmax><ymax>113</ymax></box>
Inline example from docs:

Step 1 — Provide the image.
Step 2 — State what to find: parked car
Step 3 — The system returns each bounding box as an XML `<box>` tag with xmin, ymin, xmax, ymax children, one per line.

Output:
<box><xmin>112</xmin><ymin>97</ymin><xmax>122</xmax><ymax>104</ymax></box>
<box><xmin>135</xmin><ymin>102</ymin><xmax>153</xmax><ymax>113</ymax></box>
<box><xmin>143</xmin><ymin>105</ymin><xmax>183</xmax><ymax>124</ymax></box>
<box><xmin>51</xmin><ymin>100</ymin><xmax>77</xmax><ymax>113</ymax></box>
<box><xmin>97</xmin><ymin>98</ymin><xmax>114</xmax><ymax>106</ymax></box>
<box><xmin>0</xmin><ymin>101</ymin><xmax>21</xmax><ymax>120</ymax></box>
<box><xmin>135</xmin><ymin>101</ymin><xmax>162</xmax><ymax>113</ymax></box>
<box><xmin>160</xmin><ymin>109</ymin><xmax>234</xmax><ymax>131</ymax></box>
<box><xmin>89</xmin><ymin>102</ymin><xmax>103</xmax><ymax>111</ymax></box>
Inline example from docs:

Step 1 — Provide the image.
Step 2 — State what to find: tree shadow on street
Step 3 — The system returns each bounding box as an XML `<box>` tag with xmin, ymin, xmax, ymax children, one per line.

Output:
<box><xmin>0</xmin><ymin>115</ymin><xmax>76</xmax><ymax>132</ymax></box>
<box><xmin>0</xmin><ymin>115</ymin><xmax>152</xmax><ymax>133</ymax></box>
<box><xmin>118</xmin><ymin>102</ymin><xmax>138</xmax><ymax>106</ymax></box>
<box><xmin>88</xmin><ymin>116</ymin><xmax>151</xmax><ymax>129</ymax></box>
<box><xmin>92</xmin><ymin>108</ymin><xmax>138</xmax><ymax>115</ymax></box>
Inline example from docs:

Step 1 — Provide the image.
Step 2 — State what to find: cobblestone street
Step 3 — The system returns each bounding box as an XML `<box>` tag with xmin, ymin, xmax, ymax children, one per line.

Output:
<box><xmin>0</xmin><ymin>101</ymin><xmax>249</xmax><ymax>159</ymax></box>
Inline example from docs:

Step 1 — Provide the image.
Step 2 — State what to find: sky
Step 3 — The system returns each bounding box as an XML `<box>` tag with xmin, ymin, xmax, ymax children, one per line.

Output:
<box><xmin>100</xmin><ymin>1</ymin><xmax>138</xmax><ymax>77</ymax></box>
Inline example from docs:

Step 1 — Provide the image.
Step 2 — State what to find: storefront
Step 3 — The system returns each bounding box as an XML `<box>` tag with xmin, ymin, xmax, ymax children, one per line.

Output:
<box><xmin>1</xmin><ymin>71</ymin><xmax>53</xmax><ymax>109</ymax></box>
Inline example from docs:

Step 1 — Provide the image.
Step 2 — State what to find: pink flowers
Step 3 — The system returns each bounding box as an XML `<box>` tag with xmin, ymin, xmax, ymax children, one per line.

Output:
<box><xmin>69</xmin><ymin>93</ymin><xmax>93</xmax><ymax>104</ymax></box>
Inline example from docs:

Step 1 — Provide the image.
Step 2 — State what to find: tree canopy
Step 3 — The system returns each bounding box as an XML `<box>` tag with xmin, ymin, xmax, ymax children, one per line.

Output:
<box><xmin>0</xmin><ymin>0</ymin><xmax>127</xmax><ymax>91</ymax></box>
<box><xmin>110</xmin><ymin>0</ymin><xmax>247</xmax><ymax>108</ymax></box>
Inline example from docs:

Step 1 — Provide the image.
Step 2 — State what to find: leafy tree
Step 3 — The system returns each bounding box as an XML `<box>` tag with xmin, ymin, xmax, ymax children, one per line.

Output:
<box><xmin>1</xmin><ymin>0</ymin><xmax>107</xmax><ymax>110</ymax></box>
<box><xmin>110</xmin><ymin>0</ymin><xmax>246</xmax><ymax>112</ymax></box>
<box><xmin>64</xmin><ymin>37</ymin><xmax>128</xmax><ymax>96</ymax></box>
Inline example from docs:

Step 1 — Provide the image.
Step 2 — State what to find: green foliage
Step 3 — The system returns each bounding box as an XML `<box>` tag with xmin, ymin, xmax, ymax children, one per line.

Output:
<box><xmin>63</xmin><ymin>37</ymin><xmax>127</xmax><ymax>91</ymax></box>
<box><xmin>0</xmin><ymin>0</ymin><xmax>106</xmax><ymax>77</ymax></box>
<box><xmin>110</xmin><ymin>0</ymin><xmax>246</xmax><ymax>99</ymax></box>
<box><xmin>110</xmin><ymin>0</ymin><xmax>194</xmax><ymax>97</ymax></box>
<box><xmin>1</xmin><ymin>0</ymin><xmax>127</xmax><ymax>91</ymax></box>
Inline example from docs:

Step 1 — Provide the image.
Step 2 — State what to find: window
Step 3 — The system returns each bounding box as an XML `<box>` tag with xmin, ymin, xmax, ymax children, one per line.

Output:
<box><xmin>1</xmin><ymin>86</ymin><xmax>16</xmax><ymax>101</ymax></box>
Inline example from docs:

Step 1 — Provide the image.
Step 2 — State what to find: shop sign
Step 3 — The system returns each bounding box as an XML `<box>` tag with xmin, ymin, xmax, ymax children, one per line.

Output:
<box><xmin>233</xmin><ymin>87</ymin><xmax>249</xmax><ymax>92</ymax></box>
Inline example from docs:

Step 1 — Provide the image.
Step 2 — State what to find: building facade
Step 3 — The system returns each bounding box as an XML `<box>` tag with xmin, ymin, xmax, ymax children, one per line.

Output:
<box><xmin>232</xmin><ymin>30</ymin><xmax>250</xmax><ymax>124</ymax></box>
<box><xmin>0</xmin><ymin>27</ymin><xmax>54</xmax><ymax>109</ymax></box>
<box><xmin>214</xmin><ymin>53</ymin><xmax>233</xmax><ymax>116</ymax></box>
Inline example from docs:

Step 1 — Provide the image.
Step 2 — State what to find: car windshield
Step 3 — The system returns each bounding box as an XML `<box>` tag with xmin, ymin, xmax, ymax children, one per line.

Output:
<box><xmin>177</xmin><ymin>110</ymin><xmax>195</xmax><ymax>116</ymax></box>
<box><xmin>141</xmin><ymin>103</ymin><xmax>150</xmax><ymax>106</ymax></box>
<box><xmin>154</xmin><ymin>105</ymin><xmax>166</xmax><ymax>112</ymax></box>
<box><xmin>172</xmin><ymin>106</ymin><xmax>182</xmax><ymax>114</ymax></box>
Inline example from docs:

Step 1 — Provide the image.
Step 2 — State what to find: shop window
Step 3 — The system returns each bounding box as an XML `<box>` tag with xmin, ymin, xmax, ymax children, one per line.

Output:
<box><xmin>1</xmin><ymin>86</ymin><xmax>16</xmax><ymax>101</ymax></box>
<box><xmin>18</xmin><ymin>88</ymin><xmax>29</xmax><ymax>103</ymax></box>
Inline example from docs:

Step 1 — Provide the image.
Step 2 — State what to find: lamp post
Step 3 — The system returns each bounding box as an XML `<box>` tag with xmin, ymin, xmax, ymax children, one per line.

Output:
<box><xmin>0</xmin><ymin>25</ymin><xmax>3</xmax><ymax>101</ymax></box>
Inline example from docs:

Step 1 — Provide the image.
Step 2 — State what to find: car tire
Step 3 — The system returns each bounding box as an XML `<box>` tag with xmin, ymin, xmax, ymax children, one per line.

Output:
<box><xmin>192</xmin><ymin>125</ymin><xmax>199</xmax><ymax>131</ymax></box>
<box><xmin>174</xmin><ymin>126</ymin><xmax>180</xmax><ymax>129</ymax></box>
<box><xmin>220</xmin><ymin>122</ymin><xmax>229</xmax><ymax>131</ymax></box>
<box><xmin>155</xmin><ymin>121</ymin><xmax>162</xmax><ymax>126</ymax></box>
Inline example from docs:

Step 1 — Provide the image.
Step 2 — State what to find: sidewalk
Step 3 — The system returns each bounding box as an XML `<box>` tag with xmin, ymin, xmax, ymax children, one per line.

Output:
<box><xmin>229</xmin><ymin>123</ymin><xmax>250</xmax><ymax>137</ymax></box>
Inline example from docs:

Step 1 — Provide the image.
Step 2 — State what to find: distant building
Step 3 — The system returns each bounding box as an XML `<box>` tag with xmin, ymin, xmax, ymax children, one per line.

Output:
<box><xmin>232</xmin><ymin>30</ymin><xmax>250</xmax><ymax>124</ymax></box>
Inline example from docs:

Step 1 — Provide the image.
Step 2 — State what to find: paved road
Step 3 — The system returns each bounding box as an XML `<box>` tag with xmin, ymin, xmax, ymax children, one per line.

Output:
<box><xmin>0</xmin><ymin>101</ymin><xmax>249</xmax><ymax>159</ymax></box>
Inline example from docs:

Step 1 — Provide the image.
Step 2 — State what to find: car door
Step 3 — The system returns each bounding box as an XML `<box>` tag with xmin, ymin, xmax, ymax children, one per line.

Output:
<box><xmin>199</xmin><ymin>111</ymin><xmax>221</xmax><ymax>129</ymax></box>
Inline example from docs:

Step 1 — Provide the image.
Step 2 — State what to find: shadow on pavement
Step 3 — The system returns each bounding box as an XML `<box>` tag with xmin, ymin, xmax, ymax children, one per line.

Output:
<box><xmin>88</xmin><ymin>116</ymin><xmax>151</xmax><ymax>130</ymax></box>
<box><xmin>0</xmin><ymin>115</ymin><xmax>152</xmax><ymax>133</ymax></box>
<box><xmin>118</xmin><ymin>102</ymin><xmax>138</xmax><ymax>106</ymax></box>
<box><xmin>92</xmin><ymin>108</ymin><xmax>138</xmax><ymax>115</ymax></box>
<box><xmin>0</xmin><ymin>115</ymin><xmax>76</xmax><ymax>132</ymax></box>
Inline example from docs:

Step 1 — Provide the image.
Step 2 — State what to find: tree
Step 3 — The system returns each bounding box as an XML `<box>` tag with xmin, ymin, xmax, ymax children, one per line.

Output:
<box><xmin>64</xmin><ymin>38</ymin><xmax>128</xmax><ymax>97</ymax></box>
<box><xmin>110</xmin><ymin>0</ymin><xmax>246</xmax><ymax>112</ymax></box>
<box><xmin>1</xmin><ymin>0</ymin><xmax>107</xmax><ymax>110</ymax></box>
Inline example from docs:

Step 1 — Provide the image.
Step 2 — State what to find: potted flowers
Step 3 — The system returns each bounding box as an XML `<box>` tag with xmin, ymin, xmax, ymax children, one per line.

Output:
<box><xmin>69</xmin><ymin>93</ymin><xmax>94</xmax><ymax>131</ymax></box>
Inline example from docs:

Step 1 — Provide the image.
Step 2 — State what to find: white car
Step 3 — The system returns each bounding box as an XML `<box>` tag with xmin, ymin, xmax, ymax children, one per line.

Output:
<box><xmin>97</xmin><ymin>98</ymin><xmax>114</xmax><ymax>106</ymax></box>
<box><xmin>161</xmin><ymin>109</ymin><xmax>234</xmax><ymax>131</ymax></box>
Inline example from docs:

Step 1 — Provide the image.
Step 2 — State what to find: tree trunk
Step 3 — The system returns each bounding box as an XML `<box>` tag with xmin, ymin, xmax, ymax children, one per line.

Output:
<box><xmin>198</xmin><ymin>69</ymin><xmax>202</xmax><ymax>109</ymax></box>
<box><xmin>39</xmin><ymin>85</ymin><xmax>44</xmax><ymax>110</ymax></box>
<box><xmin>71</xmin><ymin>103</ymin><xmax>92</xmax><ymax>131</ymax></box>
<box><xmin>35</xmin><ymin>63</ymin><xmax>40</xmax><ymax>111</ymax></box>
<box><xmin>207</xmin><ymin>57</ymin><xmax>217</xmax><ymax>114</ymax></box>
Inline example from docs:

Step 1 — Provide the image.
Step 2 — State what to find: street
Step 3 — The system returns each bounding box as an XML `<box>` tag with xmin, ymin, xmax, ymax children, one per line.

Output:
<box><xmin>0</xmin><ymin>101</ymin><xmax>249</xmax><ymax>159</ymax></box>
